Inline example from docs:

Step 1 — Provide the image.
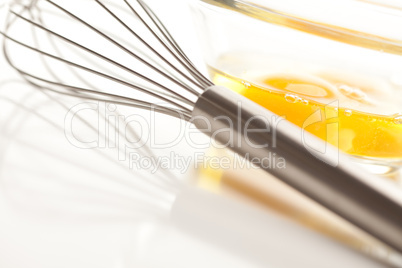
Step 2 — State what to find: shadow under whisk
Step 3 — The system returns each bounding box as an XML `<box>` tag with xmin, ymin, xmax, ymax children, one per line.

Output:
<box><xmin>0</xmin><ymin>81</ymin><xmax>181</xmax><ymax>222</ymax></box>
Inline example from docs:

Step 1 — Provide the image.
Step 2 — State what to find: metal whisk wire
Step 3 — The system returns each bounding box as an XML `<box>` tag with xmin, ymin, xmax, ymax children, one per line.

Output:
<box><xmin>1</xmin><ymin>0</ymin><xmax>213</xmax><ymax>120</ymax></box>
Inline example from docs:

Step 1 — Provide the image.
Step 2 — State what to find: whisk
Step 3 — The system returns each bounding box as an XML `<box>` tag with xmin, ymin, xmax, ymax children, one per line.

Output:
<box><xmin>1</xmin><ymin>0</ymin><xmax>402</xmax><ymax>254</ymax></box>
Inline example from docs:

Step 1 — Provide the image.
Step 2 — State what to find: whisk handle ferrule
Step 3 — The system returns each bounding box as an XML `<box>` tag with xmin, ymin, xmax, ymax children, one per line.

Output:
<box><xmin>192</xmin><ymin>85</ymin><xmax>402</xmax><ymax>253</ymax></box>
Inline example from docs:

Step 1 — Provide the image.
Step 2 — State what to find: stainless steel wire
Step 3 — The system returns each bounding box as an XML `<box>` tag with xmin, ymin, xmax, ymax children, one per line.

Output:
<box><xmin>1</xmin><ymin>0</ymin><xmax>214</xmax><ymax>120</ymax></box>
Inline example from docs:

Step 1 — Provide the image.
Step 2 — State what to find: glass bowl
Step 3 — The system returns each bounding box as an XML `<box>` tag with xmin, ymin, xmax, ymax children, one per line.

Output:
<box><xmin>191</xmin><ymin>0</ymin><xmax>402</xmax><ymax>174</ymax></box>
